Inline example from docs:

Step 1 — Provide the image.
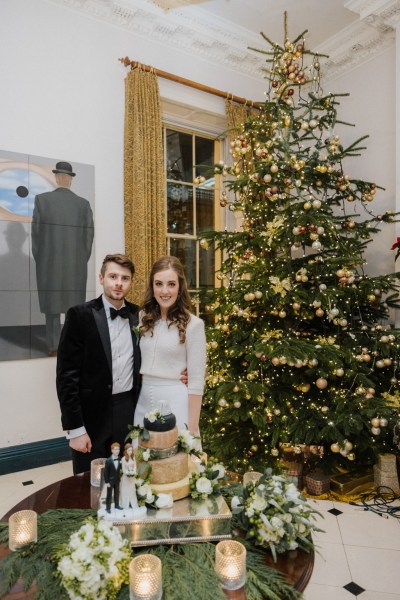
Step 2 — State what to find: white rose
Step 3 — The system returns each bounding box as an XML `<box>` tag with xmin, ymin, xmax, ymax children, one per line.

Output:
<box><xmin>251</xmin><ymin>493</ymin><xmax>268</xmax><ymax>512</ymax></box>
<box><xmin>213</xmin><ymin>463</ymin><xmax>225</xmax><ymax>479</ymax></box>
<box><xmin>179</xmin><ymin>429</ymin><xmax>192</xmax><ymax>446</ymax></box>
<box><xmin>146</xmin><ymin>411</ymin><xmax>157</xmax><ymax>423</ymax></box>
<box><xmin>196</xmin><ymin>476</ymin><xmax>212</xmax><ymax>494</ymax></box>
<box><xmin>146</xmin><ymin>491</ymin><xmax>155</xmax><ymax>503</ymax></box>
<box><xmin>196</xmin><ymin>462</ymin><xmax>206</xmax><ymax>474</ymax></box>
<box><xmin>142</xmin><ymin>449</ymin><xmax>151</xmax><ymax>462</ymax></box>
<box><xmin>155</xmin><ymin>493</ymin><xmax>174</xmax><ymax>509</ymax></box>
<box><xmin>285</xmin><ymin>483</ymin><xmax>300</xmax><ymax>502</ymax></box>
<box><xmin>231</xmin><ymin>495</ymin><xmax>242</xmax><ymax>510</ymax></box>
<box><xmin>138</xmin><ymin>484</ymin><xmax>152</xmax><ymax>496</ymax></box>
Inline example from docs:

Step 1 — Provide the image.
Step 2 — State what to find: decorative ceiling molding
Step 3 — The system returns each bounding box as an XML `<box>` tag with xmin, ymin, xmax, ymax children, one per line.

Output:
<box><xmin>317</xmin><ymin>0</ymin><xmax>399</xmax><ymax>80</ymax></box>
<box><xmin>46</xmin><ymin>0</ymin><xmax>398</xmax><ymax>82</ymax></box>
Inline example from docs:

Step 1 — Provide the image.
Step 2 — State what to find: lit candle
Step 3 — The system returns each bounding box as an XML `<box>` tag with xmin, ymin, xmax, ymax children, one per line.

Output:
<box><xmin>215</xmin><ymin>540</ymin><xmax>246</xmax><ymax>590</ymax></box>
<box><xmin>9</xmin><ymin>510</ymin><xmax>38</xmax><ymax>551</ymax></box>
<box><xmin>90</xmin><ymin>458</ymin><xmax>106</xmax><ymax>487</ymax></box>
<box><xmin>129</xmin><ymin>554</ymin><xmax>162</xmax><ymax>600</ymax></box>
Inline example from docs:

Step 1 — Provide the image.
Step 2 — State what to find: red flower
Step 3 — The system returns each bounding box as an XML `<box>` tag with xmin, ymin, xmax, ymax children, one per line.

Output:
<box><xmin>391</xmin><ymin>237</ymin><xmax>400</xmax><ymax>261</ymax></box>
<box><xmin>391</xmin><ymin>237</ymin><xmax>400</xmax><ymax>250</ymax></box>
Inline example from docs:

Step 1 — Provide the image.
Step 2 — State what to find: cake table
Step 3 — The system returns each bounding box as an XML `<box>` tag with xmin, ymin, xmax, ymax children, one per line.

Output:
<box><xmin>0</xmin><ymin>471</ymin><xmax>314</xmax><ymax>599</ymax></box>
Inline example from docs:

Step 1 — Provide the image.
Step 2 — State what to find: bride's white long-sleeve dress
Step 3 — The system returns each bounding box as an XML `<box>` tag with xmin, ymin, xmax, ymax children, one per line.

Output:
<box><xmin>120</xmin><ymin>456</ymin><xmax>138</xmax><ymax>509</ymax></box>
<box><xmin>133</xmin><ymin>314</ymin><xmax>207</xmax><ymax>431</ymax></box>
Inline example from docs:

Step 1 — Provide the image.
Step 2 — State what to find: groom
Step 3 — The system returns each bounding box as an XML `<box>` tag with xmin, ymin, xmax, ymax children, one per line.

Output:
<box><xmin>56</xmin><ymin>253</ymin><xmax>141</xmax><ymax>474</ymax></box>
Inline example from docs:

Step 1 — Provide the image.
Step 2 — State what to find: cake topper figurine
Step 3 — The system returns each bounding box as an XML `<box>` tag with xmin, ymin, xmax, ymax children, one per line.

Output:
<box><xmin>120</xmin><ymin>443</ymin><xmax>139</xmax><ymax>509</ymax></box>
<box><xmin>104</xmin><ymin>442</ymin><xmax>123</xmax><ymax>513</ymax></box>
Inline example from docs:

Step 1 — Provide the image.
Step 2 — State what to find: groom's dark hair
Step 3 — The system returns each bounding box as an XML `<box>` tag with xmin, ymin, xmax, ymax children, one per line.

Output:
<box><xmin>100</xmin><ymin>253</ymin><xmax>135</xmax><ymax>276</ymax></box>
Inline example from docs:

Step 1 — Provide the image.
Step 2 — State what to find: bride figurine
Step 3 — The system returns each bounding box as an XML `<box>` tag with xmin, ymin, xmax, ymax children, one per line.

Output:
<box><xmin>120</xmin><ymin>443</ymin><xmax>138</xmax><ymax>509</ymax></box>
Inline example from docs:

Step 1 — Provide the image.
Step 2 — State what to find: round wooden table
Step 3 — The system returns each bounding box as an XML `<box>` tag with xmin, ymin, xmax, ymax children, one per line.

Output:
<box><xmin>1</xmin><ymin>471</ymin><xmax>314</xmax><ymax>599</ymax></box>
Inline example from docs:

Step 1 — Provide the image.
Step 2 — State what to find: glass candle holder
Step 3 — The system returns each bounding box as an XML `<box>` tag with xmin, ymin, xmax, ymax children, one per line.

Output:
<box><xmin>215</xmin><ymin>540</ymin><xmax>246</xmax><ymax>590</ymax></box>
<box><xmin>243</xmin><ymin>471</ymin><xmax>263</xmax><ymax>486</ymax></box>
<box><xmin>9</xmin><ymin>510</ymin><xmax>37</xmax><ymax>551</ymax></box>
<box><xmin>129</xmin><ymin>554</ymin><xmax>162</xmax><ymax>600</ymax></box>
<box><xmin>90</xmin><ymin>457</ymin><xmax>106</xmax><ymax>487</ymax></box>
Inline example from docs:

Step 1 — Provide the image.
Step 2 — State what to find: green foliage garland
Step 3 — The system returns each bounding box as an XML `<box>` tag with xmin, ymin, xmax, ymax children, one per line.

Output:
<box><xmin>0</xmin><ymin>507</ymin><xmax>302</xmax><ymax>599</ymax></box>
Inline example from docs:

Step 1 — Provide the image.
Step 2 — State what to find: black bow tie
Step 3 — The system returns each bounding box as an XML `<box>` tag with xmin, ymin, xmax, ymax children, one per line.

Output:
<box><xmin>110</xmin><ymin>306</ymin><xmax>129</xmax><ymax>320</ymax></box>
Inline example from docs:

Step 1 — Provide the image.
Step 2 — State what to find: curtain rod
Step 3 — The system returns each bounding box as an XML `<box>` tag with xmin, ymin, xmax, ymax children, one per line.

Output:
<box><xmin>119</xmin><ymin>57</ymin><xmax>262</xmax><ymax>108</ymax></box>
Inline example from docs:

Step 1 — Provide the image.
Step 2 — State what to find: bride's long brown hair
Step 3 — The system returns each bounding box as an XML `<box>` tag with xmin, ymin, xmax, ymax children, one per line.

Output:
<box><xmin>140</xmin><ymin>256</ymin><xmax>192</xmax><ymax>343</ymax></box>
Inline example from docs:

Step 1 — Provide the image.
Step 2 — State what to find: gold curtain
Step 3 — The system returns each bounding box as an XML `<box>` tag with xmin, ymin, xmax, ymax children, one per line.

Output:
<box><xmin>124</xmin><ymin>66</ymin><xmax>166</xmax><ymax>305</ymax></box>
<box><xmin>225</xmin><ymin>99</ymin><xmax>250</xmax><ymax>141</ymax></box>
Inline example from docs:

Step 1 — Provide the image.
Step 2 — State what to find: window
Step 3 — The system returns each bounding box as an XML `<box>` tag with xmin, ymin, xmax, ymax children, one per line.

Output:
<box><xmin>164</xmin><ymin>127</ymin><xmax>219</xmax><ymax>308</ymax></box>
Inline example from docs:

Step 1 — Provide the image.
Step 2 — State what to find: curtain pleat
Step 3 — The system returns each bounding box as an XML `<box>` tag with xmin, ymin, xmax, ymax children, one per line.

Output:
<box><xmin>124</xmin><ymin>67</ymin><xmax>166</xmax><ymax>305</ymax></box>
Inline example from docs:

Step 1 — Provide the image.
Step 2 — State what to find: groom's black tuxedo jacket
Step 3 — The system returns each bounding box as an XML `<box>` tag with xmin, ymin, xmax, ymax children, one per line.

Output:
<box><xmin>56</xmin><ymin>295</ymin><xmax>141</xmax><ymax>439</ymax></box>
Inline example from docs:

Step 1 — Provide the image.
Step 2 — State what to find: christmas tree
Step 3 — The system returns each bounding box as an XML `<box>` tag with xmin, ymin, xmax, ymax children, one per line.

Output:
<box><xmin>199</xmin><ymin>17</ymin><xmax>400</xmax><ymax>475</ymax></box>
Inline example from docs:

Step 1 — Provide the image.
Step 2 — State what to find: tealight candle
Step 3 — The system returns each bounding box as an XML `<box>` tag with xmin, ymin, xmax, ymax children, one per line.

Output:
<box><xmin>243</xmin><ymin>471</ymin><xmax>263</xmax><ymax>486</ymax></box>
<box><xmin>129</xmin><ymin>554</ymin><xmax>162</xmax><ymax>600</ymax></box>
<box><xmin>9</xmin><ymin>510</ymin><xmax>37</xmax><ymax>551</ymax></box>
<box><xmin>215</xmin><ymin>540</ymin><xmax>246</xmax><ymax>590</ymax></box>
<box><xmin>90</xmin><ymin>458</ymin><xmax>106</xmax><ymax>487</ymax></box>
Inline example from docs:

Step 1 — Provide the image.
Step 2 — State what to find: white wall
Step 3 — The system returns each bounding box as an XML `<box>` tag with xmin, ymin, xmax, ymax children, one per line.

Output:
<box><xmin>328</xmin><ymin>49</ymin><xmax>396</xmax><ymax>278</ymax></box>
<box><xmin>0</xmin><ymin>1</ymin><xmax>396</xmax><ymax>448</ymax></box>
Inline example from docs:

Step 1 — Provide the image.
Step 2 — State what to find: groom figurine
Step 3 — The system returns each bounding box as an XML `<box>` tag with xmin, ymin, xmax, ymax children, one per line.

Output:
<box><xmin>104</xmin><ymin>443</ymin><xmax>122</xmax><ymax>513</ymax></box>
<box><xmin>56</xmin><ymin>253</ymin><xmax>141</xmax><ymax>475</ymax></box>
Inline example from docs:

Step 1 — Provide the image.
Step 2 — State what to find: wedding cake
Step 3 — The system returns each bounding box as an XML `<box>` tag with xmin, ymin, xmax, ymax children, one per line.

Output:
<box><xmin>140</xmin><ymin>411</ymin><xmax>194</xmax><ymax>501</ymax></box>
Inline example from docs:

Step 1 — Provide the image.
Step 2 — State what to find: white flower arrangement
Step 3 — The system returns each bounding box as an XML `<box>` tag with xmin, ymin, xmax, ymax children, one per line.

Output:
<box><xmin>56</xmin><ymin>517</ymin><xmax>131</xmax><ymax>600</ymax></box>
<box><xmin>189</xmin><ymin>458</ymin><xmax>226</xmax><ymax>500</ymax></box>
<box><xmin>145</xmin><ymin>410</ymin><xmax>164</xmax><ymax>423</ymax></box>
<box><xmin>135</xmin><ymin>482</ymin><xmax>173</xmax><ymax>510</ymax></box>
<box><xmin>230</xmin><ymin>468</ymin><xmax>323</xmax><ymax>562</ymax></box>
<box><xmin>142</xmin><ymin>448</ymin><xmax>151</xmax><ymax>462</ymax></box>
<box><xmin>178</xmin><ymin>428</ymin><xmax>202</xmax><ymax>457</ymax></box>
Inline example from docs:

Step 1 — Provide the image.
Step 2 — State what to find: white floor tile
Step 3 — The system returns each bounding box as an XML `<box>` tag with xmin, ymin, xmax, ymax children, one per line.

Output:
<box><xmin>345</xmin><ymin>545</ymin><xmax>400</xmax><ymax>595</ymax></box>
<box><xmin>308</xmin><ymin>541</ymin><xmax>352</xmax><ymax>587</ymax></box>
<box><xmin>312</xmin><ymin>510</ymin><xmax>342</xmax><ymax>545</ymax></box>
<box><xmin>361</xmin><ymin>592</ymin><xmax>400</xmax><ymax>600</ymax></box>
<box><xmin>303</xmin><ymin>583</ymin><xmax>354</xmax><ymax>599</ymax></box>
<box><xmin>307</xmin><ymin>498</ymin><xmax>335</xmax><ymax>511</ymax></box>
<box><xmin>338</xmin><ymin>509</ymin><xmax>400</xmax><ymax>550</ymax></box>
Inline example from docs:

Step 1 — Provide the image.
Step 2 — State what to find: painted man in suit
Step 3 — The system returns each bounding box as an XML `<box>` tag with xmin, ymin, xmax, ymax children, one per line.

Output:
<box><xmin>32</xmin><ymin>161</ymin><xmax>94</xmax><ymax>356</ymax></box>
<box><xmin>104</xmin><ymin>442</ymin><xmax>122</xmax><ymax>513</ymax></box>
<box><xmin>56</xmin><ymin>253</ymin><xmax>141</xmax><ymax>475</ymax></box>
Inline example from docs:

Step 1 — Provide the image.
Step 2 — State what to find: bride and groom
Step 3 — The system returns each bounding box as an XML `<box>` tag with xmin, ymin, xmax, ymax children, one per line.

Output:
<box><xmin>56</xmin><ymin>253</ymin><xmax>207</xmax><ymax>475</ymax></box>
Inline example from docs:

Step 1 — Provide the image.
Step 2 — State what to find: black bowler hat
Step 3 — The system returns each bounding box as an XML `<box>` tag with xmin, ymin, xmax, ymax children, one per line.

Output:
<box><xmin>52</xmin><ymin>161</ymin><xmax>76</xmax><ymax>177</ymax></box>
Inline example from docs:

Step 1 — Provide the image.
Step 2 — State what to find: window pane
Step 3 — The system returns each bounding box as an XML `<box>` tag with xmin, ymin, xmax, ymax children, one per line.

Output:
<box><xmin>196</xmin><ymin>187</ymin><xmax>214</xmax><ymax>233</ymax></box>
<box><xmin>169</xmin><ymin>238</ymin><xmax>197</xmax><ymax>289</ymax></box>
<box><xmin>166</xmin><ymin>130</ymin><xmax>193</xmax><ymax>183</ymax></box>
<box><xmin>167</xmin><ymin>183</ymin><xmax>193</xmax><ymax>234</ymax></box>
<box><xmin>195</xmin><ymin>137</ymin><xmax>214</xmax><ymax>179</ymax></box>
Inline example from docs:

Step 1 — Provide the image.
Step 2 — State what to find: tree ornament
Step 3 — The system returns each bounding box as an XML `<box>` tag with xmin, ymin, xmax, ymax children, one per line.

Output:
<box><xmin>234</xmin><ymin>401</ymin><xmax>241</xmax><ymax>409</ymax></box>
<box><xmin>330</xmin><ymin>443</ymin><xmax>340</xmax><ymax>453</ymax></box>
<box><xmin>199</xmin><ymin>239</ymin><xmax>209</xmax><ymax>249</ymax></box>
<box><xmin>335</xmin><ymin>368</ymin><xmax>344</xmax><ymax>376</ymax></box>
<box><xmin>316</xmin><ymin>377</ymin><xmax>328</xmax><ymax>389</ymax></box>
<box><xmin>218</xmin><ymin>398</ymin><xmax>227</xmax><ymax>407</ymax></box>
<box><xmin>379</xmin><ymin>418</ymin><xmax>388</xmax><ymax>427</ymax></box>
<box><xmin>321</xmin><ymin>406</ymin><xmax>329</xmax><ymax>413</ymax></box>
<box><xmin>370</xmin><ymin>417</ymin><xmax>380</xmax><ymax>427</ymax></box>
<box><xmin>371</xmin><ymin>427</ymin><xmax>381</xmax><ymax>435</ymax></box>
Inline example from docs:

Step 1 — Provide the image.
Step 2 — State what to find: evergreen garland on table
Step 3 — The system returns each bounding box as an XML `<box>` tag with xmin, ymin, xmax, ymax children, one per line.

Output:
<box><xmin>0</xmin><ymin>508</ymin><xmax>302</xmax><ymax>599</ymax></box>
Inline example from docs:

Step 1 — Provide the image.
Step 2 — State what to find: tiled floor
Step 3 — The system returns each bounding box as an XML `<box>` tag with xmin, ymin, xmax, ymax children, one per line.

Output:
<box><xmin>0</xmin><ymin>462</ymin><xmax>399</xmax><ymax>599</ymax></box>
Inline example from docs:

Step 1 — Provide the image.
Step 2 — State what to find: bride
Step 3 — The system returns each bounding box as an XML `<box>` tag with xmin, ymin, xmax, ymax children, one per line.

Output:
<box><xmin>133</xmin><ymin>256</ymin><xmax>207</xmax><ymax>434</ymax></box>
<box><xmin>120</xmin><ymin>443</ymin><xmax>138</xmax><ymax>509</ymax></box>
